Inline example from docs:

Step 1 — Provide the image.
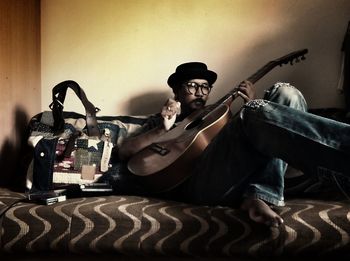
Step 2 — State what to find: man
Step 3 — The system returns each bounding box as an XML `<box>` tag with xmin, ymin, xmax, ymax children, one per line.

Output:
<box><xmin>118</xmin><ymin>62</ymin><xmax>350</xmax><ymax>227</ymax></box>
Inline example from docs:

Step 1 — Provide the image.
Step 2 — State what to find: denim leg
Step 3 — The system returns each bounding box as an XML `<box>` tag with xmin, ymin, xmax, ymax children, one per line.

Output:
<box><xmin>240</xmin><ymin>100</ymin><xmax>350</xmax><ymax>182</ymax></box>
<box><xmin>243</xmin><ymin>83</ymin><xmax>308</xmax><ymax>205</ymax></box>
<box><xmin>263</xmin><ymin>82</ymin><xmax>308</xmax><ymax>111</ymax></box>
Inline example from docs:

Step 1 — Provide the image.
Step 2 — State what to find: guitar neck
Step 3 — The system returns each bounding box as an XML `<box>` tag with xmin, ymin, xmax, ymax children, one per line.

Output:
<box><xmin>246</xmin><ymin>61</ymin><xmax>277</xmax><ymax>84</ymax></box>
<box><xmin>215</xmin><ymin>61</ymin><xmax>277</xmax><ymax>106</ymax></box>
<box><xmin>215</xmin><ymin>49</ymin><xmax>308</xmax><ymax>107</ymax></box>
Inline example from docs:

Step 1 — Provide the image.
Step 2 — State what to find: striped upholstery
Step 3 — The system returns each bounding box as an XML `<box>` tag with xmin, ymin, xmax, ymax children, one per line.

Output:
<box><xmin>0</xmin><ymin>187</ymin><xmax>350</xmax><ymax>258</ymax></box>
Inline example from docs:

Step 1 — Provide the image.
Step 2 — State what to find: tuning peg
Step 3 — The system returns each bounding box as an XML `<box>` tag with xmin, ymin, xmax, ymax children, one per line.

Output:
<box><xmin>289</xmin><ymin>60</ymin><xmax>294</xmax><ymax>65</ymax></box>
<box><xmin>301</xmin><ymin>55</ymin><xmax>306</xmax><ymax>60</ymax></box>
<box><xmin>295</xmin><ymin>58</ymin><xmax>300</xmax><ymax>63</ymax></box>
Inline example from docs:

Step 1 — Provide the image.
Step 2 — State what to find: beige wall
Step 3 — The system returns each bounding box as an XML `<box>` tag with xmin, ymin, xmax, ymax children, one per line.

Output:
<box><xmin>41</xmin><ymin>0</ymin><xmax>350</xmax><ymax>116</ymax></box>
<box><xmin>0</xmin><ymin>0</ymin><xmax>40</xmax><ymax>186</ymax></box>
<box><xmin>0</xmin><ymin>0</ymin><xmax>40</xmax><ymax>141</ymax></box>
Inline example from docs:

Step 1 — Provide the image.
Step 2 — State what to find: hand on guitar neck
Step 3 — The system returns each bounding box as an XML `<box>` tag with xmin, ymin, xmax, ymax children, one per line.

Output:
<box><xmin>234</xmin><ymin>80</ymin><xmax>256</xmax><ymax>103</ymax></box>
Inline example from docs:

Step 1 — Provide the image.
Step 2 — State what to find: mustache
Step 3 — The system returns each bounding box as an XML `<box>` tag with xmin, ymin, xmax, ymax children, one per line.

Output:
<box><xmin>190</xmin><ymin>98</ymin><xmax>205</xmax><ymax>106</ymax></box>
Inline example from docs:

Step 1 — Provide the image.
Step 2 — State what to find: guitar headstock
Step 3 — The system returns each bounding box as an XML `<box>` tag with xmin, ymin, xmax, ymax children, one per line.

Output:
<box><xmin>274</xmin><ymin>48</ymin><xmax>308</xmax><ymax>66</ymax></box>
<box><xmin>245</xmin><ymin>48</ymin><xmax>309</xmax><ymax>85</ymax></box>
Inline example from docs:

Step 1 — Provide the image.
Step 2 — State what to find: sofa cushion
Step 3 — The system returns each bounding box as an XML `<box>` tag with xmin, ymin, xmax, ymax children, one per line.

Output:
<box><xmin>1</xmin><ymin>187</ymin><xmax>350</xmax><ymax>258</ymax></box>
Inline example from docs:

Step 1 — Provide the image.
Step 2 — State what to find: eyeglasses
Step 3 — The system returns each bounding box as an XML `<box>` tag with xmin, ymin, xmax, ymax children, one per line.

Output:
<box><xmin>183</xmin><ymin>82</ymin><xmax>212</xmax><ymax>95</ymax></box>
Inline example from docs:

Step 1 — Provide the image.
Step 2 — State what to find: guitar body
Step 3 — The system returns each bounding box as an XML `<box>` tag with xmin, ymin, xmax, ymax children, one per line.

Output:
<box><xmin>127</xmin><ymin>49</ymin><xmax>308</xmax><ymax>192</ymax></box>
<box><xmin>127</xmin><ymin>104</ymin><xmax>231</xmax><ymax>192</ymax></box>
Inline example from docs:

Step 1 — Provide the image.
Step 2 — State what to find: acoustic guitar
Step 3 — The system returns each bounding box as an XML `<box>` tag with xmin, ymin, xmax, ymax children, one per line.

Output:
<box><xmin>128</xmin><ymin>49</ymin><xmax>308</xmax><ymax>192</ymax></box>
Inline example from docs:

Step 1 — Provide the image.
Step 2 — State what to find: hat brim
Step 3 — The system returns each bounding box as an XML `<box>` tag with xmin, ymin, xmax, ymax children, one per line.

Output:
<box><xmin>167</xmin><ymin>70</ymin><xmax>217</xmax><ymax>89</ymax></box>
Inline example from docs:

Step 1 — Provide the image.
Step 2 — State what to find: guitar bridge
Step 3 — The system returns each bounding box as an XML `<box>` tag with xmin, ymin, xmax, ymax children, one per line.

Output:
<box><xmin>149</xmin><ymin>143</ymin><xmax>169</xmax><ymax>156</ymax></box>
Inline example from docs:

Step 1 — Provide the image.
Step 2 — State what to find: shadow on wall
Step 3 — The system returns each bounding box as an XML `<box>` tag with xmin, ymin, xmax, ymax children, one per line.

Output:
<box><xmin>0</xmin><ymin>107</ymin><xmax>31</xmax><ymax>192</ymax></box>
<box><xmin>217</xmin><ymin>39</ymin><xmax>311</xmax><ymax>115</ymax></box>
<box><xmin>126</xmin><ymin>90</ymin><xmax>172</xmax><ymax>116</ymax></box>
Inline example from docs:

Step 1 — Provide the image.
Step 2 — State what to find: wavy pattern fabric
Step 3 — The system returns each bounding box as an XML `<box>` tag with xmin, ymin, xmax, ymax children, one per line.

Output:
<box><xmin>0</xmin><ymin>188</ymin><xmax>350</xmax><ymax>258</ymax></box>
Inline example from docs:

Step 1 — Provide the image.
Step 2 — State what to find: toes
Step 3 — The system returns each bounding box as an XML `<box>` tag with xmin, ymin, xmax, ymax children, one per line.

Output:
<box><xmin>277</xmin><ymin>216</ymin><xmax>284</xmax><ymax>226</ymax></box>
<box><xmin>267</xmin><ymin>216</ymin><xmax>284</xmax><ymax>227</ymax></box>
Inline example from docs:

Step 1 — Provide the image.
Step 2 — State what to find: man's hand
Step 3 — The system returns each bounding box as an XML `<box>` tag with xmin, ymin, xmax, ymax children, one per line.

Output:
<box><xmin>161</xmin><ymin>98</ymin><xmax>181</xmax><ymax>131</ymax></box>
<box><xmin>235</xmin><ymin>80</ymin><xmax>256</xmax><ymax>103</ymax></box>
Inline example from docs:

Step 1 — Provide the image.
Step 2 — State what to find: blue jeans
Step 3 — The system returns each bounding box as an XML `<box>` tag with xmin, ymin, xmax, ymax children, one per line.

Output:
<box><xmin>184</xmin><ymin>83</ymin><xmax>350</xmax><ymax>207</ymax></box>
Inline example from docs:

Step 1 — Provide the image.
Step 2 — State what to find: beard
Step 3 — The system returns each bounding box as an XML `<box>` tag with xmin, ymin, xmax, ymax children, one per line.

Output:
<box><xmin>190</xmin><ymin>98</ymin><xmax>206</xmax><ymax>109</ymax></box>
<box><xmin>177</xmin><ymin>98</ymin><xmax>206</xmax><ymax>121</ymax></box>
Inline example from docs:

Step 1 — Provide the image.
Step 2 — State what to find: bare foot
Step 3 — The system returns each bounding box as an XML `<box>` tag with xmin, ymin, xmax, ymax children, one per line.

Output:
<box><xmin>240</xmin><ymin>198</ymin><xmax>284</xmax><ymax>227</ymax></box>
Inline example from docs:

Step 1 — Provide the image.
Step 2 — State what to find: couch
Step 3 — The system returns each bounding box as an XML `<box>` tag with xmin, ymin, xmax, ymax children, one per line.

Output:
<box><xmin>1</xmin><ymin>108</ymin><xmax>350</xmax><ymax>260</ymax></box>
<box><xmin>1</xmin><ymin>180</ymin><xmax>350</xmax><ymax>260</ymax></box>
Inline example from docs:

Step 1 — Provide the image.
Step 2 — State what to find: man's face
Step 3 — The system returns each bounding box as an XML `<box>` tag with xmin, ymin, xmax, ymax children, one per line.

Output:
<box><xmin>175</xmin><ymin>79</ymin><xmax>211</xmax><ymax>114</ymax></box>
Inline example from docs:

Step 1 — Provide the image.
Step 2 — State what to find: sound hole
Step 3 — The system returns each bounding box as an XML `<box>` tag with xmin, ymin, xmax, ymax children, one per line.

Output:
<box><xmin>185</xmin><ymin>118</ymin><xmax>203</xmax><ymax>130</ymax></box>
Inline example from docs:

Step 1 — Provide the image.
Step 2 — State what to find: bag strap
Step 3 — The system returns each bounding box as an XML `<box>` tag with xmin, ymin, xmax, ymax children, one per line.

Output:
<box><xmin>50</xmin><ymin>80</ymin><xmax>100</xmax><ymax>137</ymax></box>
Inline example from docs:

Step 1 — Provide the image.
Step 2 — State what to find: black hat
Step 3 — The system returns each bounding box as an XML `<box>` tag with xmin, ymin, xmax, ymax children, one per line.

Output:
<box><xmin>167</xmin><ymin>62</ymin><xmax>217</xmax><ymax>89</ymax></box>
